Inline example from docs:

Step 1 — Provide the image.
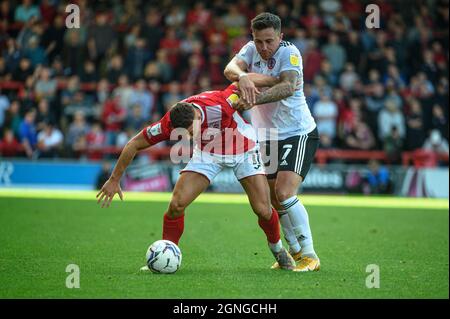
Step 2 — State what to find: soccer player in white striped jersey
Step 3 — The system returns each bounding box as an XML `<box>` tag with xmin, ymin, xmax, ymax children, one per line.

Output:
<box><xmin>224</xmin><ymin>12</ymin><xmax>320</xmax><ymax>272</ymax></box>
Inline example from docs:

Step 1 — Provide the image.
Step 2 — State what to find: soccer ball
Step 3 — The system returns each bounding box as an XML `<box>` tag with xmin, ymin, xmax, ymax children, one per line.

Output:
<box><xmin>145</xmin><ymin>240</ymin><xmax>182</xmax><ymax>274</ymax></box>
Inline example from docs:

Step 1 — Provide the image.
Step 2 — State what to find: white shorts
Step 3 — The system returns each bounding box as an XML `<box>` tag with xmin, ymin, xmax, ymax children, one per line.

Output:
<box><xmin>181</xmin><ymin>146</ymin><xmax>265</xmax><ymax>182</ymax></box>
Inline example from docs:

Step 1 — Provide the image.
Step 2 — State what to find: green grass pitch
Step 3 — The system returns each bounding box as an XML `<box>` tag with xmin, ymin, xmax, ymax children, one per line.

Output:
<box><xmin>0</xmin><ymin>190</ymin><xmax>448</xmax><ymax>298</ymax></box>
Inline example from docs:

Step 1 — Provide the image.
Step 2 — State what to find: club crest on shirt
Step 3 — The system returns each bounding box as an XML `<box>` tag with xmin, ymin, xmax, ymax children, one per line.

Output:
<box><xmin>148</xmin><ymin>123</ymin><xmax>161</xmax><ymax>136</ymax></box>
<box><xmin>268</xmin><ymin>57</ymin><xmax>276</xmax><ymax>69</ymax></box>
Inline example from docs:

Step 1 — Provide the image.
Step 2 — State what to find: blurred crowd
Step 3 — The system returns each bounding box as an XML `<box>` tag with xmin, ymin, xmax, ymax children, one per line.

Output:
<box><xmin>0</xmin><ymin>0</ymin><xmax>448</xmax><ymax>162</ymax></box>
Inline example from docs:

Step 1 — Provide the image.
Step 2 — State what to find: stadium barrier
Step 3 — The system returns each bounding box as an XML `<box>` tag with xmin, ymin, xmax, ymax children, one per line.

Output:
<box><xmin>0</xmin><ymin>159</ymin><xmax>447</xmax><ymax>198</ymax></box>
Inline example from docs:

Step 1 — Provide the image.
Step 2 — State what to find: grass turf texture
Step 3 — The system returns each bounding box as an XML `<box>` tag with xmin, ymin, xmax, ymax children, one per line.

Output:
<box><xmin>0</xmin><ymin>192</ymin><xmax>448</xmax><ymax>298</ymax></box>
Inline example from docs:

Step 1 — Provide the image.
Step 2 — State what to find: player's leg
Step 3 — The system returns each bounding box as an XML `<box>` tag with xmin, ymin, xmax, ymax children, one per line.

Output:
<box><xmin>163</xmin><ymin>171</ymin><xmax>210</xmax><ymax>245</ymax></box>
<box><xmin>267</xmin><ymin>178</ymin><xmax>302</xmax><ymax>261</ymax></box>
<box><xmin>275</xmin><ymin>129</ymin><xmax>320</xmax><ymax>272</ymax></box>
<box><xmin>235</xmin><ymin>150</ymin><xmax>295</xmax><ymax>270</ymax></box>
<box><xmin>261</xmin><ymin>140</ymin><xmax>302</xmax><ymax>265</ymax></box>
<box><xmin>239</xmin><ymin>174</ymin><xmax>295</xmax><ymax>270</ymax></box>
<box><xmin>141</xmin><ymin>171</ymin><xmax>210</xmax><ymax>272</ymax></box>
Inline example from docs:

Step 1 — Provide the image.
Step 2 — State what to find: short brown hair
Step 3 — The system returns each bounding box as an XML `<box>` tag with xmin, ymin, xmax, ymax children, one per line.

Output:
<box><xmin>169</xmin><ymin>102</ymin><xmax>195</xmax><ymax>129</ymax></box>
<box><xmin>251</xmin><ymin>12</ymin><xmax>281</xmax><ymax>33</ymax></box>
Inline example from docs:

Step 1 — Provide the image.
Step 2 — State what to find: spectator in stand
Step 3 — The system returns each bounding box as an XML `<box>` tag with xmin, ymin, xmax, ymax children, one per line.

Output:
<box><xmin>319</xmin><ymin>59</ymin><xmax>338</xmax><ymax>87</ymax></box>
<box><xmin>79</xmin><ymin>60</ymin><xmax>98</xmax><ymax>83</ymax></box>
<box><xmin>64</xmin><ymin>31</ymin><xmax>86</xmax><ymax>76</ymax></box>
<box><xmin>125</xmin><ymin>104</ymin><xmax>146</xmax><ymax>132</ymax></box>
<box><xmin>95</xmin><ymin>78</ymin><xmax>110</xmax><ymax>107</ymax></box>
<box><xmin>116</xmin><ymin>127</ymin><xmax>136</xmax><ymax>148</ymax></box>
<box><xmin>0</xmin><ymin>128</ymin><xmax>22</xmax><ymax>157</ymax></box>
<box><xmin>186</xmin><ymin>1</ymin><xmax>212</xmax><ymax>30</ymax></box>
<box><xmin>383</xmin><ymin>126</ymin><xmax>403</xmax><ymax>163</ymax></box>
<box><xmin>12</xmin><ymin>57</ymin><xmax>33</xmax><ymax>83</ymax></box>
<box><xmin>365</xmin><ymin>83</ymin><xmax>385</xmax><ymax>136</ymax></box>
<box><xmin>35</xmin><ymin>99</ymin><xmax>55</xmax><ymax>131</ymax></box>
<box><xmin>3</xmin><ymin>39</ymin><xmax>22</xmax><ymax>78</ymax></box>
<box><xmin>18</xmin><ymin>108</ymin><xmax>38</xmax><ymax>158</ymax></box>
<box><xmin>87</xmin><ymin>11</ymin><xmax>116</xmax><ymax>66</ymax></box>
<box><xmin>129</xmin><ymin>79</ymin><xmax>154</xmax><ymax>121</ymax></box>
<box><xmin>0</xmin><ymin>0</ymin><xmax>14</xmax><ymax>28</ymax></box>
<box><xmin>222</xmin><ymin>3</ymin><xmax>247</xmax><ymax>39</ymax></box>
<box><xmin>431</xmin><ymin>104</ymin><xmax>448</xmax><ymax>140</ymax></box>
<box><xmin>85</xmin><ymin>121</ymin><xmax>106</xmax><ymax>160</ymax></box>
<box><xmin>303</xmin><ymin>39</ymin><xmax>324</xmax><ymax>83</ymax></box>
<box><xmin>0</xmin><ymin>59</ymin><xmax>9</xmax><ymax>79</ymax></box>
<box><xmin>14</xmin><ymin>0</ymin><xmax>41</xmax><ymax>23</ymax></box>
<box><xmin>321</xmin><ymin>33</ymin><xmax>347</xmax><ymax>76</ymax></box>
<box><xmin>66</xmin><ymin>110</ymin><xmax>90</xmax><ymax>157</ymax></box>
<box><xmin>339</xmin><ymin>62</ymin><xmax>359</xmax><ymax>92</ymax></box>
<box><xmin>344</xmin><ymin>118</ymin><xmax>375</xmax><ymax>151</ymax></box>
<box><xmin>125</xmin><ymin>37</ymin><xmax>152</xmax><ymax>81</ymax></box>
<box><xmin>300</xmin><ymin>3</ymin><xmax>324</xmax><ymax>31</ymax></box>
<box><xmin>378</xmin><ymin>99</ymin><xmax>406</xmax><ymax>142</ymax></box>
<box><xmin>363</xmin><ymin>159</ymin><xmax>391</xmax><ymax>195</ymax></box>
<box><xmin>291</xmin><ymin>29</ymin><xmax>309</xmax><ymax>55</ymax></box>
<box><xmin>313</xmin><ymin>90</ymin><xmax>338</xmax><ymax>148</ymax></box>
<box><xmin>162</xmin><ymin>81</ymin><xmax>184</xmax><ymax>112</ymax></box>
<box><xmin>124</xmin><ymin>24</ymin><xmax>140</xmax><ymax>49</ymax></box>
<box><xmin>159</xmin><ymin>27</ymin><xmax>181</xmax><ymax>71</ymax></box>
<box><xmin>405</xmin><ymin>98</ymin><xmax>426</xmax><ymax>150</ymax></box>
<box><xmin>34</xmin><ymin>67</ymin><xmax>57</xmax><ymax>104</ymax></box>
<box><xmin>39</xmin><ymin>0</ymin><xmax>56</xmax><ymax>26</ymax></box>
<box><xmin>154</xmin><ymin>49</ymin><xmax>173</xmax><ymax>83</ymax></box>
<box><xmin>180</xmin><ymin>26</ymin><xmax>201</xmax><ymax>60</ymax></box>
<box><xmin>423</xmin><ymin>129</ymin><xmax>449</xmax><ymax>155</ymax></box>
<box><xmin>61</xmin><ymin>75</ymin><xmax>80</xmax><ymax>109</ymax></box>
<box><xmin>3</xmin><ymin>100</ymin><xmax>22</xmax><ymax>139</ymax></box>
<box><xmin>23</xmin><ymin>35</ymin><xmax>47</xmax><ymax>67</ymax></box>
<box><xmin>113</xmin><ymin>74</ymin><xmax>134</xmax><ymax>112</ymax></box>
<box><xmin>36</xmin><ymin>121</ymin><xmax>63</xmax><ymax>158</ymax></box>
<box><xmin>101</xmin><ymin>96</ymin><xmax>126</xmax><ymax>146</ymax></box>
<box><xmin>383</xmin><ymin>64</ymin><xmax>407</xmax><ymax>90</ymax></box>
<box><xmin>0</xmin><ymin>89</ymin><xmax>10</xmax><ymax>128</ymax></box>
<box><xmin>140</xmin><ymin>8</ymin><xmax>163</xmax><ymax>58</ymax></box>
<box><xmin>165</xmin><ymin>5</ymin><xmax>186</xmax><ymax>29</ymax></box>
<box><xmin>106</xmin><ymin>55</ymin><xmax>124</xmax><ymax>84</ymax></box>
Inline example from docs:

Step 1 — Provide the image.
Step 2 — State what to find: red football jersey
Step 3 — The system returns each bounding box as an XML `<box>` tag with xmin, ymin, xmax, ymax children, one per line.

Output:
<box><xmin>142</xmin><ymin>84</ymin><xmax>257</xmax><ymax>155</ymax></box>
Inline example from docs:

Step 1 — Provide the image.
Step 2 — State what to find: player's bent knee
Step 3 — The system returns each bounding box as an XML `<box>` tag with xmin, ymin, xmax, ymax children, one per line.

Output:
<box><xmin>253</xmin><ymin>204</ymin><xmax>272</xmax><ymax>221</ymax></box>
<box><xmin>275</xmin><ymin>187</ymin><xmax>296</xmax><ymax>203</ymax></box>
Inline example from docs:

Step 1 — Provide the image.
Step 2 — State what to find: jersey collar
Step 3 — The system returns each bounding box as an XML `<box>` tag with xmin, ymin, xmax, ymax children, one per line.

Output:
<box><xmin>191</xmin><ymin>103</ymin><xmax>205</xmax><ymax>124</ymax></box>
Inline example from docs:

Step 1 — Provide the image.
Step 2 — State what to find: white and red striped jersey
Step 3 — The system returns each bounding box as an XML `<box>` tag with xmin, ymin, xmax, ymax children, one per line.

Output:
<box><xmin>142</xmin><ymin>84</ymin><xmax>257</xmax><ymax>155</ymax></box>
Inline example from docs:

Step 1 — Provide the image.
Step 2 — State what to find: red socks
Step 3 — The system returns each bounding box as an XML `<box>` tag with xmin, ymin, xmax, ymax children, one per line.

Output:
<box><xmin>162</xmin><ymin>213</ymin><xmax>184</xmax><ymax>245</ymax></box>
<box><xmin>258</xmin><ymin>208</ymin><xmax>281</xmax><ymax>244</ymax></box>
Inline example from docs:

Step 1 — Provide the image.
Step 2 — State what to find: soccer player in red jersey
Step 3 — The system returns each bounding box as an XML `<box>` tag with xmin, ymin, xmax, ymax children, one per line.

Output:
<box><xmin>96</xmin><ymin>74</ymin><xmax>296</xmax><ymax>270</ymax></box>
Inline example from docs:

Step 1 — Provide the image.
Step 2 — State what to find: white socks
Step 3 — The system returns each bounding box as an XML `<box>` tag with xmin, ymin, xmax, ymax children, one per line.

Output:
<box><xmin>280</xmin><ymin>196</ymin><xmax>316</xmax><ymax>257</ymax></box>
<box><xmin>268</xmin><ymin>239</ymin><xmax>283</xmax><ymax>254</ymax></box>
<box><xmin>277</xmin><ymin>209</ymin><xmax>301</xmax><ymax>254</ymax></box>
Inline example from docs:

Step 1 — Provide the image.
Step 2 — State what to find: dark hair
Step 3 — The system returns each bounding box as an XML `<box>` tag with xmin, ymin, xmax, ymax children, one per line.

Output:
<box><xmin>251</xmin><ymin>12</ymin><xmax>281</xmax><ymax>33</ymax></box>
<box><xmin>169</xmin><ymin>102</ymin><xmax>195</xmax><ymax>129</ymax></box>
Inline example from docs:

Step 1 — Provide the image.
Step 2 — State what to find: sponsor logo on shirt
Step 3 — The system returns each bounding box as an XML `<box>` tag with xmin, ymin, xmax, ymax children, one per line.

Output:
<box><xmin>290</xmin><ymin>54</ymin><xmax>300</xmax><ymax>66</ymax></box>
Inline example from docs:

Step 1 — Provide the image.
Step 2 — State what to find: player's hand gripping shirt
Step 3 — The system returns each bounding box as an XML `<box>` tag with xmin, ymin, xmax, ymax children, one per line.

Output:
<box><xmin>236</xmin><ymin>41</ymin><xmax>316</xmax><ymax>141</ymax></box>
<box><xmin>142</xmin><ymin>85</ymin><xmax>257</xmax><ymax>155</ymax></box>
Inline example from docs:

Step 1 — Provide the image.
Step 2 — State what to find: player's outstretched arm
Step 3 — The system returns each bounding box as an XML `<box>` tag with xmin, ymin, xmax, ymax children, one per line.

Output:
<box><xmin>96</xmin><ymin>132</ymin><xmax>151</xmax><ymax>208</ymax></box>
